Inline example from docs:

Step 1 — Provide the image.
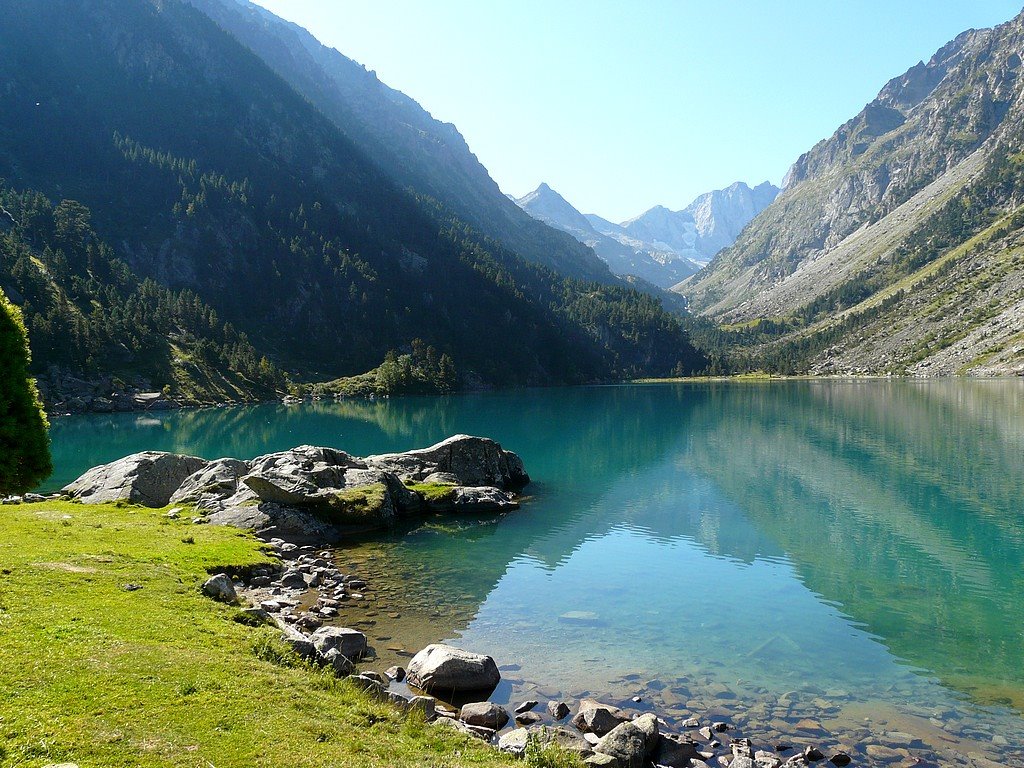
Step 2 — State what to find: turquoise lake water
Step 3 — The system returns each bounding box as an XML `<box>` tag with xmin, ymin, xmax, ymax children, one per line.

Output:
<box><xmin>47</xmin><ymin>380</ymin><xmax>1024</xmax><ymax>765</ymax></box>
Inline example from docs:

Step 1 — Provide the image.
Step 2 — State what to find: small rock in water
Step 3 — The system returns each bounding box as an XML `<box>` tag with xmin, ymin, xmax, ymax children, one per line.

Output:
<box><xmin>631</xmin><ymin>695</ymin><xmax>642</xmax><ymax>702</ymax></box>
<box><xmin>558</xmin><ymin>610</ymin><xmax>602</xmax><ymax>625</ymax></box>
<box><xmin>515</xmin><ymin>700</ymin><xmax>539</xmax><ymax>714</ymax></box>
<box><xmin>460</xmin><ymin>701</ymin><xmax>509</xmax><ymax>730</ymax></box>
<box><xmin>385</xmin><ymin>665</ymin><xmax>406</xmax><ymax>682</ymax></box>
<box><xmin>515</xmin><ymin>711</ymin><xmax>542</xmax><ymax>725</ymax></box>
<box><xmin>712</xmin><ymin>721</ymin><xmax>730</xmax><ymax>732</ymax></box>
<box><xmin>828</xmin><ymin>753</ymin><xmax>852</xmax><ymax>767</ymax></box>
<box><xmin>682</xmin><ymin>717</ymin><xmax>700</xmax><ymax>728</ymax></box>
<box><xmin>547</xmin><ymin>700</ymin><xmax>571</xmax><ymax>720</ymax></box>
<box><xmin>803</xmin><ymin>746</ymin><xmax>825</xmax><ymax>762</ymax></box>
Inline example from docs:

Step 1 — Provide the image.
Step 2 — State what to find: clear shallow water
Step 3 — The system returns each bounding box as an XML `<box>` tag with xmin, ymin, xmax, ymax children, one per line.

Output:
<box><xmin>47</xmin><ymin>380</ymin><xmax>1024</xmax><ymax>765</ymax></box>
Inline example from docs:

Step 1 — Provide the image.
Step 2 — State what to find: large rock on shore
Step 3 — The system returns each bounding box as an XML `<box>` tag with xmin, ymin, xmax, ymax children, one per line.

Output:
<box><xmin>170</xmin><ymin>458</ymin><xmax>249</xmax><ymax>508</ymax></box>
<box><xmin>593</xmin><ymin>714</ymin><xmax>659</xmax><ymax>768</ymax></box>
<box><xmin>63</xmin><ymin>452</ymin><xmax>207</xmax><ymax>507</ymax></box>
<box><xmin>367</xmin><ymin>434</ymin><xmax>529</xmax><ymax>489</ymax></box>
<box><xmin>406</xmin><ymin>643</ymin><xmax>501</xmax><ymax>694</ymax></box>
<box><xmin>310</xmin><ymin>626</ymin><xmax>368</xmax><ymax>661</ymax></box>
<box><xmin>572</xmin><ymin>699</ymin><xmax>630</xmax><ymax>736</ymax></box>
<box><xmin>62</xmin><ymin>435</ymin><xmax>529</xmax><ymax>539</ymax></box>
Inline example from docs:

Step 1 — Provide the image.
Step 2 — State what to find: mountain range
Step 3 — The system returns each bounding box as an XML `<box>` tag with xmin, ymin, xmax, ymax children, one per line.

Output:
<box><xmin>678</xmin><ymin>11</ymin><xmax>1024</xmax><ymax>376</ymax></box>
<box><xmin>0</xmin><ymin>0</ymin><xmax>703</xmax><ymax>405</ymax></box>
<box><xmin>515</xmin><ymin>181</ymin><xmax>778</xmax><ymax>289</ymax></box>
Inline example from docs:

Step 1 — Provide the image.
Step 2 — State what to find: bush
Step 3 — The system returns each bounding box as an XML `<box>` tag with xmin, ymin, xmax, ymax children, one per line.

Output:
<box><xmin>0</xmin><ymin>289</ymin><xmax>51</xmax><ymax>495</ymax></box>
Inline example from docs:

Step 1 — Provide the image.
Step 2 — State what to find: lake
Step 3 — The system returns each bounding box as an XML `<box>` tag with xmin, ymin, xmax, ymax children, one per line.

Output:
<box><xmin>46</xmin><ymin>380</ymin><xmax>1024</xmax><ymax>766</ymax></box>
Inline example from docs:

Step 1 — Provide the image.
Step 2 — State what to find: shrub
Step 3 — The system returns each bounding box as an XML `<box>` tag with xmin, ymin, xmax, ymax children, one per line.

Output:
<box><xmin>0</xmin><ymin>289</ymin><xmax>51</xmax><ymax>495</ymax></box>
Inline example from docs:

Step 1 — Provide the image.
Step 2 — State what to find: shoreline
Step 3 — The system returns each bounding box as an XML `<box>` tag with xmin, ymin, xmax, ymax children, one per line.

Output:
<box><xmin>234</xmin><ymin>530</ymin><xmax>1022</xmax><ymax>768</ymax></box>
<box><xmin>44</xmin><ymin>373</ymin><xmax>1024</xmax><ymax>418</ymax></box>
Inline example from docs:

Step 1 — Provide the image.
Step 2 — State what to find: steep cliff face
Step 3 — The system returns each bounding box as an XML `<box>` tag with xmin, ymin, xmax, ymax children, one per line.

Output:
<box><xmin>682</xmin><ymin>17</ymin><xmax>1024</xmax><ymax>315</ymax></box>
<box><xmin>678</xmin><ymin>11</ymin><xmax>1024</xmax><ymax>376</ymax></box>
<box><xmin>185</xmin><ymin>0</ymin><xmax>615</xmax><ymax>284</ymax></box>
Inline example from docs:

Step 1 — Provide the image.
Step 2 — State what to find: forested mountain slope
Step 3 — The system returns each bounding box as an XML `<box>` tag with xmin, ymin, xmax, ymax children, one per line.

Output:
<box><xmin>186</xmin><ymin>0</ymin><xmax>615</xmax><ymax>284</ymax></box>
<box><xmin>0</xmin><ymin>0</ymin><xmax>703</xmax><ymax>403</ymax></box>
<box><xmin>679</xmin><ymin>11</ymin><xmax>1024</xmax><ymax>376</ymax></box>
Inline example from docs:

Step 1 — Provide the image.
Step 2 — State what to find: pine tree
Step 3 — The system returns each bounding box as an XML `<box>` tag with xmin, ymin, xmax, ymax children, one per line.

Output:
<box><xmin>0</xmin><ymin>289</ymin><xmax>52</xmax><ymax>495</ymax></box>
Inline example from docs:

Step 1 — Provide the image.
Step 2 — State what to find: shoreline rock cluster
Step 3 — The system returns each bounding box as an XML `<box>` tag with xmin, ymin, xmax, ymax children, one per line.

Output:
<box><xmin>198</xmin><ymin>537</ymin><xmax>856</xmax><ymax>768</ymax></box>
<box><xmin>61</xmin><ymin>434</ymin><xmax>530</xmax><ymax>540</ymax></box>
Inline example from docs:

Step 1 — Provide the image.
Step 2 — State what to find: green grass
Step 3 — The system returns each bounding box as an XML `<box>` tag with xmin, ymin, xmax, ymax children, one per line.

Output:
<box><xmin>0</xmin><ymin>501</ymin><xmax>520</xmax><ymax>767</ymax></box>
<box><xmin>319</xmin><ymin>483</ymin><xmax>390</xmax><ymax>525</ymax></box>
<box><xmin>404</xmin><ymin>482</ymin><xmax>457</xmax><ymax>504</ymax></box>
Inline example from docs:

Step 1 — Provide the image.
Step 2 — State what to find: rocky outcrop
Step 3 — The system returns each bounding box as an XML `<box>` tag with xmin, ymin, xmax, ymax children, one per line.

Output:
<box><xmin>64</xmin><ymin>452</ymin><xmax>208</xmax><ymax>507</ymax></box>
<box><xmin>62</xmin><ymin>435</ymin><xmax>529</xmax><ymax>540</ymax></box>
<box><xmin>367</xmin><ymin>434</ymin><xmax>529</xmax><ymax>489</ymax></box>
<box><xmin>170</xmin><ymin>458</ymin><xmax>249</xmax><ymax>508</ymax></box>
<box><xmin>406</xmin><ymin>643</ymin><xmax>501</xmax><ymax>695</ymax></box>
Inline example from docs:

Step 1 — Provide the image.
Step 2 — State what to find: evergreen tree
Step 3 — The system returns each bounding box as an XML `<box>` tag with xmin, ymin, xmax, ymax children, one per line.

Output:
<box><xmin>0</xmin><ymin>289</ymin><xmax>51</xmax><ymax>494</ymax></box>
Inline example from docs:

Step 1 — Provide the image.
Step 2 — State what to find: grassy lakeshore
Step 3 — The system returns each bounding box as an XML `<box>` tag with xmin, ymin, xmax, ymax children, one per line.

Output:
<box><xmin>0</xmin><ymin>501</ymin><xmax>521</xmax><ymax>768</ymax></box>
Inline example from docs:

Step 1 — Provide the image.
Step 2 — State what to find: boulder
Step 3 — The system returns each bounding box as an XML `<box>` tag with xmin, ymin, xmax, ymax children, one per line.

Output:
<box><xmin>170</xmin><ymin>458</ymin><xmax>250</xmax><ymax>507</ymax></box>
<box><xmin>385</xmin><ymin>665</ymin><xmax>406</xmax><ymax>682</ymax></box>
<box><xmin>593</xmin><ymin>716</ymin><xmax>658</xmax><ymax>768</ymax></box>
<box><xmin>322</xmin><ymin>647</ymin><xmax>355</xmax><ymax>677</ymax></box>
<box><xmin>572</xmin><ymin>699</ymin><xmax>630</xmax><ymax>736</ymax></box>
<box><xmin>460</xmin><ymin>701</ymin><xmax>509</xmax><ymax>730</ymax></box>
<box><xmin>242</xmin><ymin>447</ymin><xmax>419</xmax><ymax>526</ymax></box>
<box><xmin>408</xmin><ymin>695</ymin><xmax>436</xmax><ymax>720</ymax></box>
<box><xmin>201</xmin><ymin>573</ymin><xmax>237</xmax><ymax>603</ymax></box>
<box><xmin>654</xmin><ymin>733</ymin><xmax>703</xmax><ymax>767</ymax></box>
<box><xmin>368</xmin><ymin>434</ymin><xmax>529</xmax><ymax>489</ymax></box>
<box><xmin>310</xmin><ymin>626</ymin><xmax>368</xmax><ymax>661</ymax></box>
<box><xmin>531</xmin><ymin>725</ymin><xmax>595</xmax><ymax>756</ymax></box>
<box><xmin>275</xmin><ymin>622</ymin><xmax>315</xmax><ymax>659</ymax></box>
<box><xmin>406</xmin><ymin>643</ymin><xmax>500</xmax><ymax>694</ymax></box>
<box><xmin>547</xmin><ymin>700</ymin><xmax>571</xmax><ymax>720</ymax></box>
<box><xmin>63</xmin><ymin>451</ymin><xmax>208</xmax><ymax>507</ymax></box>
<box><xmin>450</xmin><ymin>486</ymin><xmax>519</xmax><ymax>512</ymax></box>
<box><xmin>498</xmin><ymin>727</ymin><xmax>530</xmax><ymax>756</ymax></box>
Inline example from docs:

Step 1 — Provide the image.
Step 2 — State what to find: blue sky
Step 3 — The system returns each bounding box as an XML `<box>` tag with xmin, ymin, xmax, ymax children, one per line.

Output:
<box><xmin>253</xmin><ymin>1</ymin><xmax>1022</xmax><ymax>221</ymax></box>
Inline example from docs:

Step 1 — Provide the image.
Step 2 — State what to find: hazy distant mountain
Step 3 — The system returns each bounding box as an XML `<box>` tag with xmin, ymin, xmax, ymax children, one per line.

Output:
<box><xmin>515</xmin><ymin>184</ymin><xmax>702</xmax><ymax>288</ymax></box>
<box><xmin>678</xmin><ymin>10</ymin><xmax>1024</xmax><ymax>376</ymax></box>
<box><xmin>620</xmin><ymin>181</ymin><xmax>780</xmax><ymax>262</ymax></box>
<box><xmin>515</xmin><ymin>181</ymin><xmax>778</xmax><ymax>288</ymax></box>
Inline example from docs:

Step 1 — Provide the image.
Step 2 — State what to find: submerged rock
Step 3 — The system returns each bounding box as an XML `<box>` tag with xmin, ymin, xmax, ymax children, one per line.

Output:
<box><xmin>406</xmin><ymin>643</ymin><xmax>501</xmax><ymax>694</ymax></box>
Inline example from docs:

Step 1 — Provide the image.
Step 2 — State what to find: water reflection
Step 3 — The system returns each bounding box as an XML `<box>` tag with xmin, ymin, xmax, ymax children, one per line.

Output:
<box><xmin>47</xmin><ymin>380</ymin><xmax>1024</xmax><ymax>763</ymax></box>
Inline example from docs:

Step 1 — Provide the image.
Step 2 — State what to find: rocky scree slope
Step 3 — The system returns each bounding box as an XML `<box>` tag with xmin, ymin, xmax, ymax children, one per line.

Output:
<box><xmin>678</xmin><ymin>11</ymin><xmax>1024</xmax><ymax>376</ymax></box>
